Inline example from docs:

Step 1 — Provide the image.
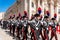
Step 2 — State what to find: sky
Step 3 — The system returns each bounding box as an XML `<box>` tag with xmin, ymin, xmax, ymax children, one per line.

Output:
<box><xmin>0</xmin><ymin>0</ymin><xmax>16</xmax><ymax>12</ymax></box>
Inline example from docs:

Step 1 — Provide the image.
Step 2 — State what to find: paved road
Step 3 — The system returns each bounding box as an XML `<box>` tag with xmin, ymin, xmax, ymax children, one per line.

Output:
<box><xmin>49</xmin><ymin>30</ymin><xmax>60</xmax><ymax>40</ymax></box>
<box><xmin>0</xmin><ymin>27</ymin><xmax>13</xmax><ymax>40</ymax></box>
<box><xmin>0</xmin><ymin>27</ymin><xmax>60</xmax><ymax>40</ymax></box>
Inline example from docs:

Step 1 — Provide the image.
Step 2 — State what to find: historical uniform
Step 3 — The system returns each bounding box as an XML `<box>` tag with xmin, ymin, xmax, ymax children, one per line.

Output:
<box><xmin>8</xmin><ymin>20</ymin><xmax>12</xmax><ymax>34</ymax></box>
<box><xmin>7</xmin><ymin>16</ymin><xmax>13</xmax><ymax>34</ymax></box>
<box><xmin>28</xmin><ymin>17</ymin><xmax>36</xmax><ymax>40</ymax></box>
<box><xmin>29</xmin><ymin>14</ymin><xmax>43</xmax><ymax>40</ymax></box>
<box><xmin>21</xmin><ymin>16</ymin><xmax>28</xmax><ymax>40</ymax></box>
<box><xmin>50</xmin><ymin>18</ymin><xmax>58</xmax><ymax>40</ymax></box>
<box><xmin>11</xmin><ymin>19</ymin><xmax>16</xmax><ymax>36</ymax></box>
<box><xmin>43</xmin><ymin>16</ymin><xmax>50</xmax><ymax>40</ymax></box>
<box><xmin>16</xmin><ymin>17</ymin><xmax>22</xmax><ymax>39</ymax></box>
<box><xmin>10</xmin><ymin>15</ymin><xmax>16</xmax><ymax>37</ymax></box>
<box><xmin>3</xmin><ymin>20</ymin><xmax>8</xmax><ymax>29</ymax></box>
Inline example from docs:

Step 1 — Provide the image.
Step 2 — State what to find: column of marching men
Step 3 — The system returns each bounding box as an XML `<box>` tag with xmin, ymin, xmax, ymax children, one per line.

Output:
<box><xmin>1</xmin><ymin>12</ymin><xmax>59</xmax><ymax>40</ymax></box>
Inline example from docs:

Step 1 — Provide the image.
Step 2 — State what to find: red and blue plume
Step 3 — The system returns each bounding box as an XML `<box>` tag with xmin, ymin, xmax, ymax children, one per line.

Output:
<box><xmin>13</xmin><ymin>14</ymin><xmax>15</xmax><ymax>17</ymax></box>
<box><xmin>54</xmin><ymin>13</ymin><xmax>57</xmax><ymax>18</ymax></box>
<box><xmin>46</xmin><ymin>11</ymin><xmax>50</xmax><ymax>16</ymax></box>
<box><xmin>38</xmin><ymin>7</ymin><xmax>42</xmax><ymax>14</ymax></box>
<box><xmin>9</xmin><ymin>16</ymin><xmax>12</xmax><ymax>19</ymax></box>
<box><xmin>18</xmin><ymin>13</ymin><xmax>21</xmax><ymax>17</ymax></box>
<box><xmin>13</xmin><ymin>14</ymin><xmax>15</xmax><ymax>18</ymax></box>
<box><xmin>24</xmin><ymin>11</ymin><xmax>27</xmax><ymax>16</ymax></box>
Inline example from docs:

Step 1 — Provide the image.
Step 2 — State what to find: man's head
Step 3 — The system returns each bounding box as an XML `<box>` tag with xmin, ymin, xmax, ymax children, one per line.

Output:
<box><xmin>44</xmin><ymin>16</ymin><xmax>49</xmax><ymax>21</ymax></box>
<box><xmin>9</xmin><ymin>16</ymin><xmax>12</xmax><ymax>20</ymax></box>
<box><xmin>51</xmin><ymin>18</ymin><xmax>56</xmax><ymax>22</ymax></box>
<box><xmin>34</xmin><ymin>14</ymin><xmax>40</xmax><ymax>20</ymax></box>
<box><xmin>22</xmin><ymin>16</ymin><xmax>28</xmax><ymax>20</ymax></box>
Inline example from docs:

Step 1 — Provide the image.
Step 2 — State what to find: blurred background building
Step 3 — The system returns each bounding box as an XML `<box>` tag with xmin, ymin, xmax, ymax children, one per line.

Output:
<box><xmin>0</xmin><ymin>12</ymin><xmax>4</xmax><ymax>20</ymax></box>
<box><xmin>4</xmin><ymin>0</ymin><xmax>60</xmax><ymax>22</ymax></box>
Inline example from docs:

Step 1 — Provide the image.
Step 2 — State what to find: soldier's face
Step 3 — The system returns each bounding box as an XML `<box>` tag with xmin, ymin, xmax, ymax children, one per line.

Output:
<box><xmin>24</xmin><ymin>18</ymin><xmax>27</xmax><ymax>20</ymax></box>
<box><xmin>51</xmin><ymin>20</ymin><xmax>55</xmax><ymax>22</ymax></box>
<box><xmin>37</xmin><ymin>16</ymin><xmax>40</xmax><ymax>20</ymax></box>
<box><xmin>47</xmin><ymin>18</ymin><xmax>49</xmax><ymax>21</ymax></box>
<box><xmin>54</xmin><ymin>20</ymin><xmax>56</xmax><ymax>22</ymax></box>
<box><xmin>45</xmin><ymin>18</ymin><xmax>49</xmax><ymax>21</ymax></box>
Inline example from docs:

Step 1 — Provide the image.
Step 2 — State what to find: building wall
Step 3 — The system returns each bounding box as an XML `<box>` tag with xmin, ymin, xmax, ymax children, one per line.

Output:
<box><xmin>57</xmin><ymin>4</ymin><xmax>60</xmax><ymax>22</ymax></box>
<box><xmin>0</xmin><ymin>12</ymin><xmax>4</xmax><ymax>20</ymax></box>
<box><xmin>18</xmin><ymin>0</ymin><xmax>25</xmax><ymax>16</ymax></box>
<box><xmin>4</xmin><ymin>0</ymin><xmax>59</xmax><ymax>21</ymax></box>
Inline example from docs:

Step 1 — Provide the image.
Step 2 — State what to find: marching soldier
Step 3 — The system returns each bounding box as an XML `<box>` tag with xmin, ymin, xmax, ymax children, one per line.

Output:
<box><xmin>28</xmin><ymin>15</ymin><xmax>36</xmax><ymax>40</ymax></box>
<box><xmin>43</xmin><ymin>16</ymin><xmax>50</xmax><ymax>40</ymax></box>
<box><xmin>29</xmin><ymin>13</ymin><xmax>43</xmax><ymax>40</ymax></box>
<box><xmin>50</xmin><ymin>18</ymin><xmax>58</xmax><ymax>40</ymax></box>
<box><xmin>34</xmin><ymin>14</ymin><xmax>44</xmax><ymax>40</ymax></box>
<box><xmin>15</xmin><ymin>16</ymin><xmax>20</xmax><ymax>38</ymax></box>
<box><xmin>0</xmin><ymin>19</ymin><xmax>2</xmax><ymax>26</ymax></box>
<box><xmin>3</xmin><ymin>20</ymin><xmax>8</xmax><ymax>29</ymax></box>
<box><xmin>16</xmin><ymin>15</ymin><xmax>22</xmax><ymax>39</ymax></box>
<box><xmin>0</xmin><ymin>19</ymin><xmax>3</xmax><ymax>27</ymax></box>
<box><xmin>8</xmin><ymin>16</ymin><xmax>12</xmax><ymax>34</ymax></box>
<box><xmin>11</xmin><ymin>15</ymin><xmax>16</xmax><ymax>37</ymax></box>
<box><xmin>21</xmin><ymin>15</ymin><xmax>28</xmax><ymax>40</ymax></box>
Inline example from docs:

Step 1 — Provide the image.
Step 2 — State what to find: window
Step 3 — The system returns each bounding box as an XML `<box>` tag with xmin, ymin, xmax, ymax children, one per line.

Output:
<box><xmin>32</xmin><ymin>2</ymin><xmax>34</xmax><ymax>7</ymax></box>
<box><xmin>40</xmin><ymin>0</ymin><xmax>42</xmax><ymax>5</ymax></box>
<box><xmin>58</xmin><ymin>9</ymin><xmax>60</xmax><ymax>14</ymax></box>
<box><xmin>59</xmin><ymin>18</ymin><xmax>60</xmax><ymax>22</ymax></box>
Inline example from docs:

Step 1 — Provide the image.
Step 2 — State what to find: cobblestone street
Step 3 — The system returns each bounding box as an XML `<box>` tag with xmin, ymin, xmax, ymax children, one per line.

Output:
<box><xmin>0</xmin><ymin>26</ymin><xmax>59</xmax><ymax>40</ymax></box>
<box><xmin>0</xmin><ymin>0</ymin><xmax>60</xmax><ymax>40</ymax></box>
<box><xmin>0</xmin><ymin>26</ymin><xmax>13</xmax><ymax>40</ymax></box>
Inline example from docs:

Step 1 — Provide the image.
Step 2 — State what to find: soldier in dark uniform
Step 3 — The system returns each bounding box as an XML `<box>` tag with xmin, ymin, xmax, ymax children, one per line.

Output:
<box><xmin>8</xmin><ymin>16</ymin><xmax>12</xmax><ymax>34</ymax></box>
<box><xmin>21</xmin><ymin>15</ymin><xmax>28</xmax><ymax>40</ymax></box>
<box><xmin>50</xmin><ymin>18</ymin><xmax>58</xmax><ymax>40</ymax></box>
<box><xmin>0</xmin><ymin>19</ymin><xmax>2</xmax><ymax>27</ymax></box>
<box><xmin>15</xmin><ymin>16</ymin><xmax>20</xmax><ymax>37</ymax></box>
<box><xmin>11</xmin><ymin>15</ymin><xmax>16</xmax><ymax>37</ymax></box>
<box><xmin>43</xmin><ymin>16</ymin><xmax>50</xmax><ymax>40</ymax></box>
<box><xmin>35</xmin><ymin>14</ymin><xmax>44</xmax><ymax>40</ymax></box>
<box><xmin>28</xmin><ymin>15</ymin><xmax>36</xmax><ymax>40</ymax></box>
<box><xmin>16</xmin><ymin>15</ymin><xmax>23</xmax><ymax>39</ymax></box>
<box><xmin>3</xmin><ymin>20</ymin><xmax>8</xmax><ymax>29</ymax></box>
<box><xmin>29</xmin><ymin>14</ymin><xmax>43</xmax><ymax>40</ymax></box>
<box><xmin>0</xmin><ymin>20</ymin><xmax>1</xmax><ymax>26</ymax></box>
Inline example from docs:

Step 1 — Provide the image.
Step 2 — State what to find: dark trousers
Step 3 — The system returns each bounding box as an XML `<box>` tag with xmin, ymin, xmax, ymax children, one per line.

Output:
<box><xmin>34</xmin><ymin>29</ymin><xmax>44</xmax><ymax>40</ymax></box>
<box><xmin>22</xmin><ymin>27</ymin><xmax>27</xmax><ymax>40</ymax></box>
<box><xmin>31</xmin><ymin>28</ymin><xmax>44</xmax><ymax>40</ymax></box>
<box><xmin>16</xmin><ymin>27</ymin><xmax>21</xmax><ymax>38</ymax></box>
<box><xmin>10</xmin><ymin>25</ymin><xmax>12</xmax><ymax>34</ymax></box>
<box><xmin>31</xmin><ymin>28</ymin><xmax>37</xmax><ymax>40</ymax></box>
<box><xmin>39</xmin><ymin>30</ymin><xmax>44</xmax><ymax>40</ymax></box>
<box><xmin>50</xmin><ymin>29</ymin><xmax>58</xmax><ymax>40</ymax></box>
<box><xmin>35</xmin><ymin>30</ymin><xmax>40</xmax><ymax>40</ymax></box>
<box><xmin>43</xmin><ymin>29</ymin><xmax>49</xmax><ymax>40</ymax></box>
<box><xmin>9</xmin><ymin>25</ymin><xmax>12</xmax><ymax>34</ymax></box>
<box><xmin>12</xmin><ymin>25</ymin><xmax>15</xmax><ymax>36</ymax></box>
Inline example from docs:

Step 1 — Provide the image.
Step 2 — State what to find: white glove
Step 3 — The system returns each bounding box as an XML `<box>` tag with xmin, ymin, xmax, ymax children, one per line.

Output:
<box><xmin>24</xmin><ymin>24</ymin><xmax>26</xmax><ymax>26</ymax></box>
<box><xmin>41</xmin><ymin>21</ymin><xmax>43</xmax><ymax>25</ymax></box>
<box><xmin>55</xmin><ymin>26</ymin><xmax>56</xmax><ymax>28</ymax></box>
<box><xmin>36</xmin><ymin>27</ymin><xmax>38</xmax><ymax>30</ymax></box>
<box><xmin>18</xmin><ymin>23</ymin><xmax>19</xmax><ymax>24</ymax></box>
<box><xmin>12</xmin><ymin>24</ymin><xmax>13</xmax><ymax>25</ymax></box>
<box><xmin>47</xmin><ymin>28</ymin><xmax>48</xmax><ymax>30</ymax></box>
<box><xmin>21</xmin><ymin>20</ymin><xmax>24</xmax><ymax>22</ymax></box>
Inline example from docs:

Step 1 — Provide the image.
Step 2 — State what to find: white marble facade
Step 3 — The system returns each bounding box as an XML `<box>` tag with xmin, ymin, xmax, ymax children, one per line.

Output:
<box><xmin>5</xmin><ymin>0</ymin><xmax>60</xmax><ymax>21</ymax></box>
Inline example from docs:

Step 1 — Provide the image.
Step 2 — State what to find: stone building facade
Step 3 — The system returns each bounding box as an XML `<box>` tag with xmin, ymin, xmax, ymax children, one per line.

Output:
<box><xmin>4</xmin><ymin>0</ymin><xmax>60</xmax><ymax>21</ymax></box>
